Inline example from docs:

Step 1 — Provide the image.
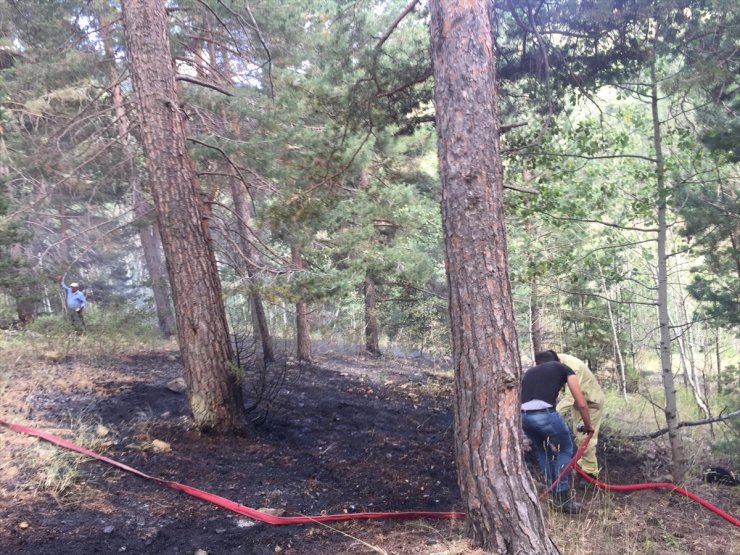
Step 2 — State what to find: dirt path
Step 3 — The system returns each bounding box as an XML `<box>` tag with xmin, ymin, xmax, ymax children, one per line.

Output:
<box><xmin>0</xmin><ymin>344</ymin><xmax>738</xmax><ymax>554</ymax></box>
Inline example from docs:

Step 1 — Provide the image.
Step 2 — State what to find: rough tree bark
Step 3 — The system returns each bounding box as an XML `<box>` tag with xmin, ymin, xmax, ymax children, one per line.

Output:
<box><xmin>121</xmin><ymin>0</ymin><xmax>246</xmax><ymax>434</ymax></box>
<box><xmin>100</xmin><ymin>13</ymin><xmax>176</xmax><ymax>339</ymax></box>
<box><xmin>429</xmin><ymin>0</ymin><xmax>558</xmax><ymax>552</ymax></box>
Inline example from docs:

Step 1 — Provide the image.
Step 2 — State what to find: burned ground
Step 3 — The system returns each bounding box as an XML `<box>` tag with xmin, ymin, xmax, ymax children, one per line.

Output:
<box><xmin>0</xmin><ymin>344</ymin><xmax>738</xmax><ymax>554</ymax></box>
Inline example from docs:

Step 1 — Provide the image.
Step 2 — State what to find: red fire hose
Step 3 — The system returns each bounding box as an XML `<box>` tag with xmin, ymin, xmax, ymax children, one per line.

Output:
<box><xmin>1</xmin><ymin>419</ymin><xmax>737</xmax><ymax>527</ymax></box>
<box><xmin>0</xmin><ymin>419</ymin><xmax>463</xmax><ymax>524</ymax></box>
<box><xmin>574</xmin><ymin>465</ymin><xmax>740</xmax><ymax>526</ymax></box>
<box><xmin>538</xmin><ymin>431</ymin><xmax>740</xmax><ymax>527</ymax></box>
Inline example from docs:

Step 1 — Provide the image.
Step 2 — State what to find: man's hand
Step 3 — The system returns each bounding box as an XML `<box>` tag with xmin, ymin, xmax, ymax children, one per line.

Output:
<box><xmin>576</xmin><ymin>423</ymin><xmax>594</xmax><ymax>434</ymax></box>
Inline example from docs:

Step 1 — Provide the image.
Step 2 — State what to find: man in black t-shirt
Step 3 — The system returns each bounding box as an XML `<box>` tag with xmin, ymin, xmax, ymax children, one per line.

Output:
<box><xmin>521</xmin><ymin>355</ymin><xmax>593</xmax><ymax>513</ymax></box>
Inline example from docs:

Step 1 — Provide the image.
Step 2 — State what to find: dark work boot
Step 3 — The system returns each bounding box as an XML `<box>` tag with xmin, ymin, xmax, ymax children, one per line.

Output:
<box><xmin>550</xmin><ymin>491</ymin><xmax>583</xmax><ymax>514</ymax></box>
<box><xmin>578</xmin><ymin>473</ymin><xmax>598</xmax><ymax>490</ymax></box>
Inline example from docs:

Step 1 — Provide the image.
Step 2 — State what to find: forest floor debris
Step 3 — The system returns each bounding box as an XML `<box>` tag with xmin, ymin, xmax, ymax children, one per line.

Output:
<box><xmin>0</xmin><ymin>341</ymin><xmax>738</xmax><ymax>554</ymax></box>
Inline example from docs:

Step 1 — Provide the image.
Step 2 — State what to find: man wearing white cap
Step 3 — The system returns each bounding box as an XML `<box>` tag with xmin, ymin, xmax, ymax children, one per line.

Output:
<box><xmin>61</xmin><ymin>277</ymin><xmax>87</xmax><ymax>332</ymax></box>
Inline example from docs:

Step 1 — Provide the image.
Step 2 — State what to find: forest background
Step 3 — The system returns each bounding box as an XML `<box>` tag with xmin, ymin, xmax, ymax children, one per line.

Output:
<box><xmin>0</xmin><ymin>0</ymin><xmax>738</xmax><ymax>553</ymax></box>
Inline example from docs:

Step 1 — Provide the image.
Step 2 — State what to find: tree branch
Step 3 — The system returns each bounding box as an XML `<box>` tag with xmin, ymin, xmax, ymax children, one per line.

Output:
<box><xmin>536</xmin><ymin>151</ymin><xmax>659</xmax><ymax>164</ymax></box>
<box><xmin>244</xmin><ymin>1</ymin><xmax>274</xmax><ymax>98</ymax></box>
<box><xmin>176</xmin><ymin>75</ymin><xmax>233</xmax><ymax>96</ymax></box>
<box><xmin>187</xmin><ymin>137</ymin><xmax>252</xmax><ymax>185</ymax></box>
<box><xmin>570</xmin><ymin>237</ymin><xmax>657</xmax><ymax>267</ymax></box>
<box><xmin>376</xmin><ymin>68</ymin><xmax>433</xmax><ymax>98</ymax></box>
<box><xmin>500</xmin><ymin>121</ymin><xmax>527</xmax><ymax>133</ymax></box>
<box><xmin>548</xmin><ymin>285</ymin><xmax>658</xmax><ymax>307</ymax></box>
<box><xmin>540</xmin><ymin>212</ymin><xmax>660</xmax><ymax>232</ymax></box>
<box><xmin>375</xmin><ymin>0</ymin><xmax>420</xmax><ymax>51</ymax></box>
<box><xmin>503</xmin><ymin>183</ymin><xmax>538</xmax><ymax>194</ymax></box>
<box><xmin>629</xmin><ymin>410</ymin><xmax>740</xmax><ymax>440</ymax></box>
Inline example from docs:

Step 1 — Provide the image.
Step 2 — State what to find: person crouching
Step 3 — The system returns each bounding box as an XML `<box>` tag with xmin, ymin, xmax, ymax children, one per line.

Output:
<box><xmin>521</xmin><ymin>353</ymin><xmax>594</xmax><ymax>513</ymax></box>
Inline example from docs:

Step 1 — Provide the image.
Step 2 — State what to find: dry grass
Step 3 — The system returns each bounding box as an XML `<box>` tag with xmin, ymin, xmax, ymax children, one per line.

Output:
<box><xmin>0</xmin><ymin>325</ymin><xmax>167</xmax><ymax>502</ymax></box>
<box><xmin>0</xmin><ymin>416</ymin><xmax>108</xmax><ymax>501</ymax></box>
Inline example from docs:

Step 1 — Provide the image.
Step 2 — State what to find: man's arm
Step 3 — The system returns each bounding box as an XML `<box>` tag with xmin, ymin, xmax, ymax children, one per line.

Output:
<box><xmin>556</xmin><ymin>385</ymin><xmax>575</xmax><ymax>416</ymax></box>
<box><xmin>566</xmin><ymin>375</ymin><xmax>593</xmax><ymax>432</ymax></box>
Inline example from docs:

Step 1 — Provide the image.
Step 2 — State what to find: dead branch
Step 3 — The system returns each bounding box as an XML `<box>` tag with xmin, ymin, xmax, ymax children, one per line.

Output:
<box><xmin>375</xmin><ymin>68</ymin><xmax>432</xmax><ymax>98</ymax></box>
<box><xmin>536</xmin><ymin>151</ymin><xmax>659</xmax><ymax>164</ymax></box>
<box><xmin>187</xmin><ymin>137</ymin><xmax>251</xmax><ymax>189</ymax></box>
<box><xmin>629</xmin><ymin>409</ymin><xmax>740</xmax><ymax>440</ymax></box>
<box><xmin>176</xmin><ymin>75</ymin><xmax>233</xmax><ymax>96</ymax></box>
<box><xmin>244</xmin><ymin>1</ymin><xmax>274</xmax><ymax>98</ymax></box>
<box><xmin>500</xmin><ymin>121</ymin><xmax>527</xmax><ymax>133</ymax></box>
<box><xmin>540</xmin><ymin>211</ymin><xmax>661</xmax><ymax>232</ymax></box>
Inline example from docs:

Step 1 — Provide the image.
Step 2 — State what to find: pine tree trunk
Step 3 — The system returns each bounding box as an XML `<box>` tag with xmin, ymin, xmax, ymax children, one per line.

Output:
<box><xmin>651</xmin><ymin>56</ymin><xmax>686</xmax><ymax>481</ymax></box>
<box><xmin>363</xmin><ymin>273</ymin><xmax>381</xmax><ymax>356</ymax></box>
<box><xmin>230</xmin><ymin>179</ymin><xmax>274</xmax><ymax>363</ymax></box>
<box><xmin>529</xmin><ymin>275</ymin><xmax>544</xmax><ymax>356</ymax></box>
<box><xmin>210</xmin><ymin>36</ymin><xmax>274</xmax><ymax>363</ymax></box>
<box><xmin>291</xmin><ymin>244</ymin><xmax>312</xmax><ymax>362</ymax></box>
<box><xmin>2</xmin><ymin>135</ymin><xmax>36</xmax><ymax>324</ymax></box>
<box><xmin>429</xmin><ymin>1</ymin><xmax>558</xmax><ymax>552</ymax></box>
<box><xmin>138</xmin><ymin>215</ymin><xmax>176</xmax><ymax>337</ymax></box>
<box><xmin>100</xmin><ymin>13</ymin><xmax>175</xmax><ymax>338</ymax></box>
<box><xmin>13</xmin><ymin>257</ymin><xmax>37</xmax><ymax>324</ymax></box>
<box><xmin>121</xmin><ymin>0</ymin><xmax>245</xmax><ymax>434</ymax></box>
<box><xmin>524</xmin><ymin>209</ymin><xmax>543</xmax><ymax>358</ymax></box>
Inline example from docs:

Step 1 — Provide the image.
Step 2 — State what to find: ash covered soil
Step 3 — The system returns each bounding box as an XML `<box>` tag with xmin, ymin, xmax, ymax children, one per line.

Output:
<box><xmin>0</xmin><ymin>342</ymin><xmax>738</xmax><ymax>554</ymax></box>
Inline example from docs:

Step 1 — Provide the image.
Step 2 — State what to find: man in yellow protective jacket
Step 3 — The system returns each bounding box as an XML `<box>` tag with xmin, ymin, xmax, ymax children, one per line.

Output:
<box><xmin>536</xmin><ymin>350</ymin><xmax>605</xmax><ymax>485</ymax></box>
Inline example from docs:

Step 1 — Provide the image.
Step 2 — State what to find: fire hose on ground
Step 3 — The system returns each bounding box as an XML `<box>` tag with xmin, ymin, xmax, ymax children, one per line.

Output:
<box><xmin>0</xmin><ymin>420</ymin><xmax>737</xmax><ymax>527</ymax></box>
<box><xmin>539</xmin><ymin>431</ymin><xmax>739</xmax><ymax>527</ymax></box>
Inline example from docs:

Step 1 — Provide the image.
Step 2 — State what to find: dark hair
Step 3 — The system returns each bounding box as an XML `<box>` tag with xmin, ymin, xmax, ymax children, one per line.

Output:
<box><xmin>534</xmin><ymin>350</ymin><xmax>560</xmax><ymax>364</ymax></box>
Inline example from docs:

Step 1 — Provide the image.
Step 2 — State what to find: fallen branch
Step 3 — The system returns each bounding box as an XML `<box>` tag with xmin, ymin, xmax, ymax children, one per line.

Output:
<box><xmin>629</xmin><ymin>409</ymin><xmax>740</xmax><ymax>440</ymax></box>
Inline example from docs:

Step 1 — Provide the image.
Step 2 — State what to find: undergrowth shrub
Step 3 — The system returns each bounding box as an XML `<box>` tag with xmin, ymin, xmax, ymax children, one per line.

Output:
<box><xmin>712</xmin><ymin>365</ymin><xmax>740</xmax><ymax>467</ymax></box>
<box><xmin>0</xmin><ymin>308</ymin><xmax>169</xmax><ymax>374</ymax></box>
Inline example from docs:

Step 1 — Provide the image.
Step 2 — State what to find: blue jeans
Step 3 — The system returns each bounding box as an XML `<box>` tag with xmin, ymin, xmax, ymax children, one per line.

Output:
<box><xmin>522</xmin><ymin>409</ymin><xmax>574</xmax><ymax>493</ymax></box>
